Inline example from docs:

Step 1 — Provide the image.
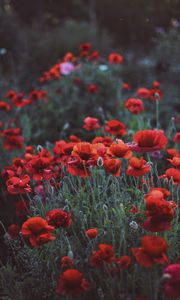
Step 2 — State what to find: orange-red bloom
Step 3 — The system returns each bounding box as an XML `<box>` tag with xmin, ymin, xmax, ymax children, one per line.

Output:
<box><xmin>6</xmin><ymin>175</ymin><xmax>31</xmax><ymax>194</ymax></box>
<box><xmin>108</xmin><ymin>53</ymin><xmax>123</xmax><ymax>64</ymax></box>
<box><xmin>61</xmin><ymin>256</ymin><xmax>74</xmax><ymax>268</ymax></box>
<box><xmin>46</xmin><ymin>209</ymin><xmax>72</xmax><ymax>228</ymax></box>
<box><xmin>136</xmin><ymin>87</ymin><xmax>150</xmax><ymax>99</ymax></box>
<box><xmin>126</xmin><ymin>157</ymin><xmax>150</xmax><ymax>177</ymax></box>
<box><xmin>103</xmin><ymin>158</ymin><xmax>121</xmax><ymax>176</ymax></box>
<box><xmin>131</xmin><ymin>130</ymin><xmax>167</xmax><ymax>152</ymax></box>
<box><xmin>107</xmin><ymin>140</ymin><xmax>132</xmax><ymax>159</ymax></box>
<box><xmin>83</xmin><ymin>117</ymin><xmax>100</xmax><ymax>131</ymax></box>
<box><xmin>90</xmin><ymin>244</ymin><xmax>115</xmax><ymax>267</ymax></box>
<box><xmin>105</xmin><ymin>120</ymin><xmax>126</xmax><ymax>137</ymax></box>
<box><xmin>0</xmin><ymin>101</ymin><xmax>10</xmax><ymax>111</ymax></box>
<box><xmin>132</xmin><ymin>235</ymin><xmax>169</xmax><ymax>267</ymax></box>
<box><xmin>56</xmin><ymin>269</ymin><xmax>90</xmax><ymax>296</ymax></box>
<box><xmin>85</xmin><ymin>228</ymin><xmax>98</xmax><ymax>239</ymax></box>
<box><xmin>173</xmin><ymin>132</ymin><xmax>180</xmax><ymax>143</ymax></box>
<box><xmin>125</xmin><ymin>98</ymin><xmax>144</xmax><ymax>114</ymax></box>
<box><xmin>162</xmin><ymin>264</ymin><xmax>180</xmax><ymax>298</ymax></box>
<box><xmin>21</xmin><ymin>216</ymin><xmax>55</xmax><ymax>247</ymax></box>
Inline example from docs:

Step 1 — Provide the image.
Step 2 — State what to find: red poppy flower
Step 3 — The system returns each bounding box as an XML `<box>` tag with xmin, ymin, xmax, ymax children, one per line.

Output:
<box><xmin>61</xmin><ymin>256</ymin><xmax>74</xmax><ymax>268</ymax></box>
<box><xmin>88</xmin><ymin>51</ymin><xmax>100</xmax><ymax>60</ymax></box>
<box><xmin>107</xmin><ymin>140</ymin><xmax>132</xmax><ymax>159</ymax></box>
<box><xmin>108</xmin><ymin>53</ymin><xmax>123</xmax><ymax>64</ymax></box>
<box><xmin>149</xmin><ymin>88</ymin><xmax>163</xmax><ymax>101</ymax></box>
<box><xmin>79</xmin><ymin>43</ymin><xmax>92</xmax><ymax>52</ymax></box>
<box><xmin>69</xmin><ymin>135</ymin><xmax>81</xmax><ymax>142</ymax></box>
<box><xmin>126</xmin><ymin>157</ymin><xmax>150</xmax><ymax>177</ymax></box>
<box><xmin>21</xmin><ymin>216</ymin><xmax>55</xmax><ymax>247</ymax></box>
<box><xmin>25</xmin><ymin>155</ymin><xmax>53</xmax><ymax>181</ymax></box>
<box><xmin>56</xmin><ymin>269</ymin><xmax>90</xmax><ymax>296</ymax></box>
<box><xmin>92</xmin><ymin>136</ymin><xmax>113</xmax><ymax>147</ymax></box>
<box><xmin>167</xmin><ymin>148</ymin><xmax>180</xmax><ymax>157</ymax></box>
<box><xmin>173</xmin><ymin>132</ymin><xmax>180</xmax><ymax>143</ymax></box>
<box><xmin>152</xmin><ymin>81</ymin><xmax>160</xmax><ymax>88</ymax></box>
<box><xmin>143</xmin><ymin>196</ymin><xmax>174</xmax><ymax>232</ymax></box>
<box><xmin>53</xmin><ymin>140</ymin><xmax>75</xmax><ymax>164</ymax></box>
<box><xmin>125</xmin><ymin>98</ymin><xmax>144</xmax><ymax>114</ymax></box>
<box><xmin>90</xmin><ymin>244</ymin><xmax>115</xmax><ymax>267</ymax></box>
<box><xmin>87</xmin><ymin>84</ymin><xmax>97</xmax><ymax>93</ymax></box>
<box><xmin>46</xmin><ymin>209</ymin><xmax>72</xmax><ymax>228</ymax></box>
<box><xmin>164</xmin><ymin>168</ymin><xmax>180</xmax><ymax>185</ymax></box>
<box><xmin>122</xmin><ymin>82</ymin><xmax>131</xmax><ymax>90</ymax></box>
<box><xmin>8</xmin><ymin>224</ymin><xmax>20</xmax><ymax>239</ymax></box>
<box><xmin>85</xmin><ymin>228</ymin><xmax>98</xmax><ymax>239</ymax></box>
<box><xmin>103</xmin><ymin>158</ymin><xmax>121</xmax><ymax>176</ymax></box>
<box><xmin>168</xmin><ymin>156</ymin><xmax>180</xmax><ymax>168</ymax></box>
<box><xmin>148</xmin><ymin>187</ymin><xmax>171</xmax><ymax>199</ymax></box>
<box><xmin>72</xmin><ymin>142</ymin><xmax>98</xmax><ymax>164</ymax></box>
<box><xmin>83</xmin><ymin>117</ymin><xmax>100</xmax><ymax>131</ymax></box>
<box><xmin>6</xmin><ymin>175</ymin><xmax>31</xmax><ymax>194</ymax></box>
<box><xmin>105</xmin><ymin>120</ymin><xmax>126</xmax><ymax>137</ymax></box>
<box><xmin>0</xmin><ymin>101</ymin><xmax>11</xmax><ymax>111</ymax></box>
<box><xmin>162</xmin><ymin>264</ymin><xmax>180</xmax><ymax>298</ymax></box>
<box><xmin>132</xmin><ymin>235</ymin><xmax>169</xmax><ymax>267</ymax></box>
<box><xmin>116</xmin><ymin>256</ymin><xmax>132</xmax><ymax>269</ymax></box>
<box><xmin>136</xmin><ymin>88</ymin><xmax>150</xmax><ymax>99</ymax></box>
<box><xmin>131</xmin><ymin>130</ymin><xmax>167</xmax><ymax>152</ymax></box>
<box><xmin>67</xmin><ymin>156</ymin><xmax>90</xmax><ymax>177</ymax></box>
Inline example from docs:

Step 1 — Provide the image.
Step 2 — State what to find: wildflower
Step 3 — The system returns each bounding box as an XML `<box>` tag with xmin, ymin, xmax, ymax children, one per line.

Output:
<box><xmin>21</xmin><ymin>216</ymin><xmax>55</xmax><ymax>247</ymax></box>
<box><xmin>162</xmin><ymin>264</ymin><xmax>180</xmax><ymax>298</ymax></box>
<box><xmin>87</xmin><ymin>84</ymin><xmax>97</xmax><ymax>93</ymax></box>
<box><xmin>103</xmin><ymin>158</ymin><xmax>121</xmax><ymax>176</ymax></box>
<box><xmin>125</xmin><ymin>98</ymin><xmax>144</xmax><ymax>114</ymax></box>
<box><xmin>108</xmin><ymin>53</ymin><xmax>123</xmax><ymax>64</ymax></box>
<box><xmin>83</xmin><ymin>117</ymin><xmax>100</xmax><ymax>131</ymax></box>
<box><xmin>131</xmin><ymin>130</ymin><xmax>167</xmax><ymax>152</ymax></box>
<box><xmin>136</xmin><ymin>87</ymin><xmax>150</xmax><ymax>99</ymax></box>
<box><xmin>126</xmin><ymin>157</ymin><xmax>150</xmax><ymax>177</ymax></box>
<box><xmin>105</xmin><ymin>120</ymin><xmax>126</xmax><ymax>137</ymax></box>
<box><xmin>61</xmin><ymin>256</ymin><xmax>74</xmax><ymax>268</ymax></box>
<box><xmin>152</xmin><ymin>81</ymin><xmax>160</xmax><ymax>88</ymax></box>
<box><xmin>90</xmin><ymin>244</ymin><xmax>115</xmax><ymax>267</ymax></box>
<box><xmin>132</xmin><ymin>235</ymin><xmax>169</xmax><ymax>267</ymax></box>
<box><xmin>25</xmin><ymin>155</ymin><xmax>53</xmax><ymax>181</ymax></box>
<box><xmin>122</xmin><ymin>82</ymin><xmax>131</xmax><ymax>90</ymax></box>
<box><xmin>60</xmin><ymin>62</ymin><xmax>75</xmax><ymax>75</ymax></box>
<box><xmin>116</xmin><ymin>256</ymin><xmax>132</xmax><ymax>269</ymax></box>
<box><xmin>7</xmin><ymin>224</ymin><xmax>20</xmax><ymax>239</ymax></box>
<box><xmin>56</xmin><ymin>269</ymin><xmax>90</xmax><ymax>296</ymax></box>
<box><xmin>173</xmin><ymin>132</ymin><xmax>180</xmax><ymax>143</ymax></box>
<box><xmin>143</xmin><ymin>196</ymin><xmax>174</xmax><ymax>232</ymax></box>
<box><xmin>6</xmin><ymin>175</ymin><xmax>31</xmax><ymax>194</ymax></box>
<box><xmin>162</xmin><ymin>168</ymin><xmax>180</xmax><ymax>185</ymax></box>
<box><xmin>72</xmin><ymin>142</ymin><xmax>98</xmax><ymax>164</ymax></box>
<box><xmin>46</xmin><ymin>209</ymin><xmax>72</xmax><ymax>228</ymax></box>
<box><xmin>0</xmin><ymin>101</ymin><xmax>10</xmax><ymax>111</ymax></box>
<box><xmin>167</xmin><ymin>156</ymin><xmax>180</xmax><ymax>168</ymax></box>
<box><xmin>92</xmin><ymin>136</ymin><xmax>113</xmax><ymax>147</ymax></box>
<box><xmin>107</xmin><ymin>140</ymin><xmax>132</xmax><ymax>159</ymax></box>
<box><xmin>85</xmin><ymin>228</ymin><xmax>98</xmax><ymax>239</ymax></box>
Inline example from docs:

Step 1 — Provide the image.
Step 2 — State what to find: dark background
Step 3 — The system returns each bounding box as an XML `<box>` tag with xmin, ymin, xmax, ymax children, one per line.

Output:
<box><xmin>0</xmin><ymin>0</ymin><xmax>180</xmax><ymax>89</ymax></box>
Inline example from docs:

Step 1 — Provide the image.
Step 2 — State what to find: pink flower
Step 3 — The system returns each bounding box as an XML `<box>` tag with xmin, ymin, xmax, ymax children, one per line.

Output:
<box><xmin>60</xmin><ymin>62</ymin><xmax>75</xmax><ymax>75</ymax></box>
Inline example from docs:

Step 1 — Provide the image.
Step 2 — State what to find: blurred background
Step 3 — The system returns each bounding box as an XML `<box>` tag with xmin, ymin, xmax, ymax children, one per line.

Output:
<box><xmin>0</xmin><ymin>0</ymin><xmax>180</xmax><ymax>90</ymax></box>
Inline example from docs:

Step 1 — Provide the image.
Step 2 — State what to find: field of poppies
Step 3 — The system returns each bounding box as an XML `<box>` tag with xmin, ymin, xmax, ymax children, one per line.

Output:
<box><xmin>0</xmin><ymin>44</ymin><xmax>180</xmax><ymax>300</ymax></box>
